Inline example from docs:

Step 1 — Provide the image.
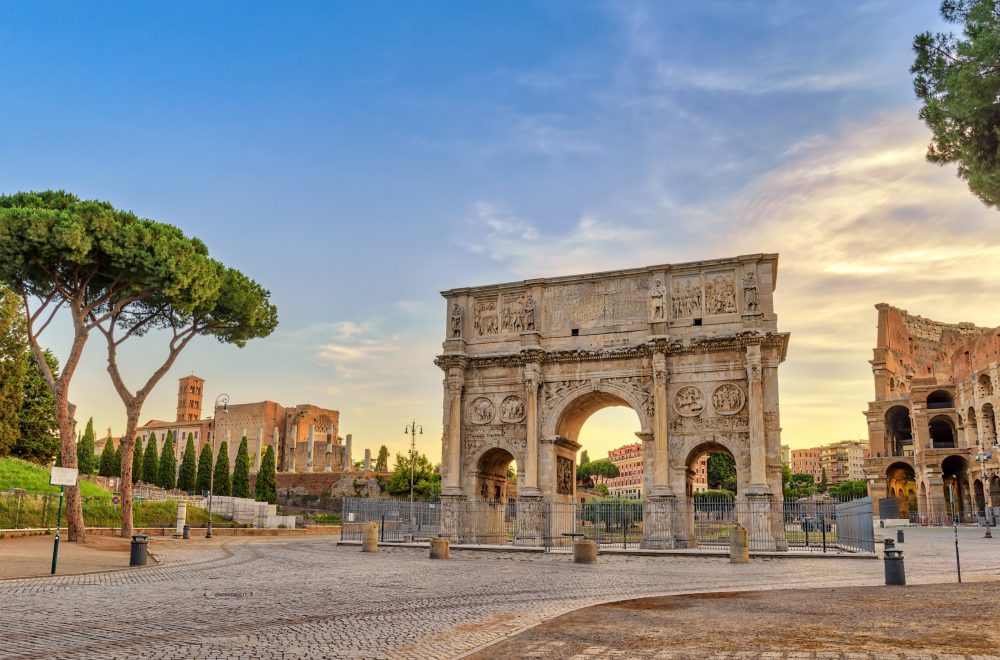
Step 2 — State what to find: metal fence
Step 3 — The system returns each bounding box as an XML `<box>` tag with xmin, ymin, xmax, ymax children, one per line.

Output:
<box><xmin>341</xmin><ymin>496</ymin><xmax>876</xmax><ymax>554</ymax></box>
<box><xmin>0</xmin><ymin>492</ymin><xmax>121</xmax><ymax>530</ymax></box>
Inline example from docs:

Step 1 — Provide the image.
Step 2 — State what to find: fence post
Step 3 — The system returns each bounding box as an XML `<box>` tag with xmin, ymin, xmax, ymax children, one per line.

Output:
<box><xmin>821</xmin><ymin>513</ymin><xmax>827</xmax><ymax>553</ymax></box>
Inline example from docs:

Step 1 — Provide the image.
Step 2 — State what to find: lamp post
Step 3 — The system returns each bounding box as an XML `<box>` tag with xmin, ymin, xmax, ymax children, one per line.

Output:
<box><xmin>405</xmin><ymin>420</ymin><xmax>422</xmax><ymax>527</ymax></box>
<box><xmin>975</xmin><ymin>440</ymin><xmax>999</xmax><ymax>538</ymax></box>
<box><xmin>207</xmin><ymin>393</ymin><xmax>229</xmax><ymax>539</ymax></box>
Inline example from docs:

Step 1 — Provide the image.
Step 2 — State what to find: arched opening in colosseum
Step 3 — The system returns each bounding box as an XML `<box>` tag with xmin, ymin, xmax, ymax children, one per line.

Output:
<box><xmin>886</xmin><ymin>462</ymin><xmax>916</xmax><ymax>517</ymax></box>
<box><xmin>982</xmin><ymin>403</ymin><xmax>997</xmax><ymax>445</ymax></box>
<box><xmin>475</xmin><ymin>447</ymin><xmax>517</xmax><ymax>503</ymax></box>
<box><xmin>926</xmin><ymin>390</ymin><xmax>954</xmax><ymax>410</ymax></box>
<box><xmin>979</xmin><ymin>373</ymin><xmax>993</xmax><ymax>397</ymax></box>
<box><xmin>974</xmin><ymin>479</ymin><xmax>986</xmax><ymax>517</ymax></box>
<box><xmin>942</xmin><ymin>455</ymin><xmax>970</xmax><ymax>518</ymax></box>
<box><xmin>967</xmin><ymin>406</ymin><xmax>979</xmax><ymax>446</ymax></box>
<box><xmin>929</xmin><ymin>415</ymin><xmax>956</xmax><ymax>449</ymax></box>
<box><xmin>884</xmin><ymin>405</ymin><xmax>913</xmax><ymax>457</ymax></box>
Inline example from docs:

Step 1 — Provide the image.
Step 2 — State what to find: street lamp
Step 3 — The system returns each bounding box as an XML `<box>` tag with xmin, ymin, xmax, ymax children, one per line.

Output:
<box><xmin>975</xmin><ymin>440</ymin><xmax>999</xmax><ymax>538</ymax></box>
<box><xmin>206</xmin><ymin>393</ymin><xmax>229</xmax><ymax>539</ymax></box>
<box><xmin>405</xmin><ymin>420</ymin><xmax>423</xmax><ymax>528</ymax></box>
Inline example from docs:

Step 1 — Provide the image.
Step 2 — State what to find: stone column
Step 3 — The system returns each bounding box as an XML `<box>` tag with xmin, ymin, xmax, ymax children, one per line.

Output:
<box><xmin>522</xmin><ymin>363</ymin><xmax>541</xmax><ymax>496</ymax></box>
<box><xmin>255</xmin><ymin>427</ymin><xmax>263</xmax><ymax>472</ymax></box>
<box><xmin>323</xmin><ymin>433</ymin><xmax>332</xmax><ymax>472</ymax></box>
<box><xmin>288</xmin><ymin>424</ymin><xmax>298</xmax><ymax>472</ymax></box>
<box><xmin>364</xmin><ymin>448</ymin><xmax>371</xmax><ymax>471</ymax></box>
<box><xmin>306</xmin><ymin>424</ymin><xmax>315</xmax><ymax>472</ymax></box>
<box><xmin>651</xmin><ymin>351</ymin><xmax>673</xmax><ymax>496</ymax></box>
<box><xmin>442</xmin><ymin>372</ymin><xmax>465</xmax><ymax>496</ymax></box>
<box><xmin>343</xmin><ymin>434</ymin><xmax>353</xmax><ymax>472</ymax></box>
<box><xmin>272</xmin><ymin>427</ymin><xmax>279</xmax><ymax>469</ymax></box>
<box><xmin>746</xmin><ymin>344</ymin><xmax>768</xmax><ymax>492</ymax></box>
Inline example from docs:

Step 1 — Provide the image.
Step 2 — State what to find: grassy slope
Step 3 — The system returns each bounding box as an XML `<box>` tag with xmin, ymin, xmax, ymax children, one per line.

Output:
<box><xmin>0</xmin><ymin>457</ymin><xmax>110</xmax><ymax>497</ymax></box>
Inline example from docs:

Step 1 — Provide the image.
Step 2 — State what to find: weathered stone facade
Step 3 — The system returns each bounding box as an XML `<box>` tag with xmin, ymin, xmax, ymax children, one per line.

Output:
<box><xmin>138</xmin><ymin>377</ymin><xmax>342</xmax><ymax>474</ymax></box>
<box><xmin>864</xmin><ymin>304</ymin><xmax>1000</xmax><ymax>521</ymax></box>
<box><xmin>436</xmin><ymin>254</ymin><xmax>789</xmax><ymax>548</ymax></box>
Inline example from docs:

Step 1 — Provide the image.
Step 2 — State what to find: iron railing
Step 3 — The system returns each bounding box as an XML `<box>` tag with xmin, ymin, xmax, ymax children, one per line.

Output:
<box><xmin>340</xmin><ymin>496</ymin><xmax>877</xmax><ymax>554</ymax></box>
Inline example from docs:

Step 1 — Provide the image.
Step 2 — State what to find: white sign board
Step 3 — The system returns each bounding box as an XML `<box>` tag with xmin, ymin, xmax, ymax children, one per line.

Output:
<box><xmin>49</xmin><ymin>467</ymin><xmax>79</xmax><ymax>487</ymax></box>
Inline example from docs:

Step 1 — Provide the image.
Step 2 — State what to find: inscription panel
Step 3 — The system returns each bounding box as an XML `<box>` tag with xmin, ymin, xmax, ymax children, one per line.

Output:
<box><xmin>543</xmin><ymin>275</ymin><xmax>649</xmax><ymax>331</ymax></box>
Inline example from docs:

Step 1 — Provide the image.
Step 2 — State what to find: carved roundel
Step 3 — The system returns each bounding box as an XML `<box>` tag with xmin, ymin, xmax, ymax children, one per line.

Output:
<box><xmin>673</xmin><ymin>386</ymin><xmax>705</xmax><ymax>417</ymax></box>
<box><xmin>712</xmin><ymin>383</ymin><xmax>746</xmax><ymax>416</ymax></box>
<box><xmin>468</xmin><ymin>397</ymin><xmax>496</xmax><ymax>425</ymax></box>
<box><xmin>499</xmin><ymin>395</ymin><xmax>526</xmax><ymax>423</ymax></box>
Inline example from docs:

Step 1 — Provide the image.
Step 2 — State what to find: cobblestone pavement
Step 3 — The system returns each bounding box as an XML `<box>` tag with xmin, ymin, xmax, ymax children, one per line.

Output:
<box><xmin>1</xmin><ymin>525</ymin><xmax>996</xmax><ymax>659</ymax></box>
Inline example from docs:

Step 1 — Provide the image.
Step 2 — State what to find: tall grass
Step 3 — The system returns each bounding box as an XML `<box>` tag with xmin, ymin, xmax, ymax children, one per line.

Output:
<box><xmin>0</xmin><ymin>457</ymin><xmax>111</xmax><ymax>497</ymax></box>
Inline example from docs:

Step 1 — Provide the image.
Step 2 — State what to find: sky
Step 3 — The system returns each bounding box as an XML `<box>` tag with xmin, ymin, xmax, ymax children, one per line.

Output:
<box><xmin>2</xmin><ymin>1</ymin><xmax>999</xmax><ymax>464</ymax></box>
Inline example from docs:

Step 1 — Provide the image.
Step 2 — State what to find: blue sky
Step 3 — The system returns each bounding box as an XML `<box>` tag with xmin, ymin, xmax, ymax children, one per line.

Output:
<box><xmin>3</xmin><ymin>1</ymin><xmax>998</xmax><ymax>462</ymax></box>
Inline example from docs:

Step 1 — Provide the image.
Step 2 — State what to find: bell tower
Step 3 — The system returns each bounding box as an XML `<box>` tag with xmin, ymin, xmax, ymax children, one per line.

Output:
<box><xmin>177</xmin><ymin>374</ymin><xmax>205</xmax><ymax>422</ymax></box>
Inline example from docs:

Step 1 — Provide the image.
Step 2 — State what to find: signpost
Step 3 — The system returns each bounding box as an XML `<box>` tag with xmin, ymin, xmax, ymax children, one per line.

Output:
<box><xmin>49</xmin><ymin>467</ymin><xmax>78</xmax><ymax>575</ymax></box>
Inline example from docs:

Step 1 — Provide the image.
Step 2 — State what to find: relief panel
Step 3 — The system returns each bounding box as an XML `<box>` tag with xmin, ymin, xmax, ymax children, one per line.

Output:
<box><xmin>704</xmin><ymin>271</ymin><xmax>737</xmax><ymax>315</ymax></box>
<box><xmin>671</xmin><ymin>276</ymin><xmax>703</xmax><ymax>319</ymax></box>
<box><xmin>542</xmin><ymin>275</ymin><xmax>649</xmax><ymax>331</ymax></box>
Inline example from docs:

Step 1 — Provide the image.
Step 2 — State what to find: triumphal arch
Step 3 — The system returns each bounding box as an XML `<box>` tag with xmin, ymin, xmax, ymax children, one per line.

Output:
<box><xmin>436</xmin><ymin>254</ymin><xmax>789</xmax><ymax>548</ymax></box>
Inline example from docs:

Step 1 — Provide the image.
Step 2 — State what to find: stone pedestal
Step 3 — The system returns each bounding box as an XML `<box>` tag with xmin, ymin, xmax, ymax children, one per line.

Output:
<box><xmin>573</xmin><ymin>539</ymin><xmax>598</xmax><ymax>564</ymax></box>
<box><xmin>729</xmin><ymin>523</ymin><xmax>749</xmax><ymax>563</ymax></box>
<box><xmin>430</xmin><ymin>537</ymin><xmax>450</xmax><ymax>560</ymax></box>
<box><xmin>173</xmin><ymin>501</ymin><xmax>187</xmax><ymax>539</ymax></box>
<box><xmin>516</xmin><ymin>497</ymin><xmax>546</xmax><ymax>546</ymax></box>
<box><xmin>361</xmin><ymin>521</ymin><xmax>378</xmax><ymax>553</ymax></box>
<box><xmin>641</xmin><ymin>496</ymin><xmax>675</xmax><ymax>549</ymax></box>
<box><xmin>743</xmin><ymin>493</ymin><xmax>777</xmax><ymax>551</ymax></box>
<box><xmin>439</xmin><ymin>496</ymin><xmax>462</xmax><ymax>542</ymax></box>
<box><xmin>673</xmin><ymin>497</ymin><xmax>697</xmax><ymax>549</ymax></box>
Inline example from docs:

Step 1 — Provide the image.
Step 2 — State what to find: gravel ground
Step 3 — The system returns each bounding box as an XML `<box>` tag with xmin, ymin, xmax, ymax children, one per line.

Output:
<box><xmin>469</xmin><ymin>580</ymin><xmax>1000</xmax><ymax>659</ymax></box>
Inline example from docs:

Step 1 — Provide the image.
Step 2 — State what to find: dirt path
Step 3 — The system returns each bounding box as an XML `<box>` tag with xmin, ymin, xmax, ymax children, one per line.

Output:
<box><xmin>0</xmin><ymin>534</ymin><xmax>135</xmax><ymax>579</ymax></box>
<box><xmin>469</xmin><ymin>581</ymin><xmax>1000</xmax><ymax>658</ymax></box>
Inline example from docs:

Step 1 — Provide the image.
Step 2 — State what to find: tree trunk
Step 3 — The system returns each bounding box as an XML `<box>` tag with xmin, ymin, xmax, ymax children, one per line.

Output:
<box><xmin>55</xmin><ymin>389</ymin><xmax>86</xmax><ymax>542</ymax></box>
<box><xmin>118</xmin><ymin>402</ymin><xmax>142</xmax><ymax>538</ymax></box>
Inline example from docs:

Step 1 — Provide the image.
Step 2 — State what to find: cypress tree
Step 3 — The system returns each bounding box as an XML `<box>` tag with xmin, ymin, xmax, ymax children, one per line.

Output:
<box><xmin>232</xmin><ymin>436</ymin><xmax>251</xmax><ymax>498</ymax></box>
<box><xmin>157</xmin><ymin>431</ymin><xmax>176</xmax><ymax>490</ymax></box>
<box><xmin>196</xmin><ymin>443</ymin><xmax>213</xmax><ymax>495</ymax></box>
<box><xmin>142</xmin><ymin>434</ymin><xmax>159</xmax><ymax>484</ymax></box>
<box><xmin>112</xmin><ymin>442</ymin><xmax>121</xmax><ymax>476</ymax></box>
<box><xmin>212</xmin><ymin>441</ymin><xmax>231</xmax><ymax>496</ymax></box>
<box><xmin>131</xmin><ymin>435</ymin><xmax>144</xmax><ymax>484</ymax></box>
<box><xmin>255</xmin><ymin>445</ymin><xmax>277</xmax><ymax>504</ymax></box>
<box><xmin>178</xmin><ymin>433</ymin><xmax>198</xmax><ymax>493</ymax></box>
<box><xmin>98</xmin><ymin>437</ymin><xmax>115</xmax><ymax>477</ymax></box>
<box><xmin>77</xmin><ymin>417</ymin><xmax>96</xmax><ymax>474</ymax></box>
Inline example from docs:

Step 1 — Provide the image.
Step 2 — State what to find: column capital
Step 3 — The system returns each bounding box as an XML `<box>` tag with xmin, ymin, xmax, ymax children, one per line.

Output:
<box><xmin>634</xmin><ymin>431</ymin><xmax>654</xmax><ymax>443</ymax></box>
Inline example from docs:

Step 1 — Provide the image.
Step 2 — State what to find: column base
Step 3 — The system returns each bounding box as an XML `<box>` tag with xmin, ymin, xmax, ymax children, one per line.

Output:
<box><xmin>517</xmin><ymin>496</ymin><xmax>546</xmax><ymax>545</ymax></box>
<box><xmin>744</xmin><ymin>493</ymin><xmax>778</xmax><ymax>551</ymax></box>
<box><xmin>441</xmin><ymin>486</ymin><xmax>464</xmax><ymax>497</ymax></box>
<box><xmin>641</xmin><ymin>496</ymin><xmax>675</xmax><ymax>549</ymax></box>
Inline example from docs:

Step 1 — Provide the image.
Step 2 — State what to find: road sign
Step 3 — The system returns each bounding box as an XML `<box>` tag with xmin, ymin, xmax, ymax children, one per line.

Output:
<box><xmin>49</xmin><ymin>467</ymin><xmax>79</xmax><ymax>487</ymax></box>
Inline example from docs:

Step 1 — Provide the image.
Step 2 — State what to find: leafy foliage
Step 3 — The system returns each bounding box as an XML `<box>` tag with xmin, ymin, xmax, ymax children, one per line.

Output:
<box><xmin>98</xmin><ymin>438</ymin><xmax>117</xmax><ymax>477</ymax></box>
<box><xmin>693</xmin><ymin>489</ymin><xmax>735</xmax><ymax>501</ymax></box>
<box><xmin>384</xmin><ymin>452</ymin><xmax>441</xmax><ymax>498</ymax></box>
<box><xmin>374</xmin><ymin>445</ymin><xmax>389</xmax><ymax>472</ymax></box>
<box><xmin>157</xmin><ymin>431</ymin><xmax>176</xmax><ymax>490</ymax></box>
<box><xmin>255</xmin><ymin>445</ymin><xmax>277</xmax><ymax>504</ymax></box>
<box><xmin>576</xmin><ymin>458</ymin><xmax>620</xmax><ymax>488</ymax></box>
<box><xmin>14</xmin><ymin>349</ymin><xmax>59</xmax><ymax>464</ymax></box>
<box><xmin>707</xmin><ymin>452</ymin><xmax>737</xmax><ymax>493</ymax></box>
<box><xmin>196</xmin><ymin>443</ymin><xmax>213</xmax><ymax>495</ymax></box>
<box><xmin>829</xmin><ymin>479</ymin><xmax>868</xmax><ymax>499</ymax></box>
<box><xmin>76</xmin><ymin>418</ymin><xmax>97</xmax><ymax>475</ymax></box>
<box><xmin>912</xmin><ymin>0</ymin><xmax>1000</xmax><ymax>208</ymax></box>
<box><xmin>593</xmin><ymin>483</ymin><xmax>610</xmax><ymax>497</ymax></box>
<box><xmin>142</xmin><ymin>435</ymin><xmax>159</xmax><ymax>484</ymax></box>
<box><xmin>212</xmin><ymin>441</ymin><xmax>231</xmax><ymax>496</ymax></box>
<box><xmin>0</xmin><ymin>286</ymin><xmax>25</xmax><ymax>459</ymax></box>
<box><xmin>232</xmin><ymin>436</ymin><xmax>251</xmax><ymax>499</ymax></box>
<box><xmin>177</xmin><ymin>433</ymin><xmax>197</xmax><ymax>493</ymax></box>
<box><xmin>784</xmin><ymin>471</ymin><xmax>816</xmax><ymax>499</ymax></box>
<box><xmin>131</xmin><ymin>435</ymin><xmax>144</xmax><ymax>484</ymax></box>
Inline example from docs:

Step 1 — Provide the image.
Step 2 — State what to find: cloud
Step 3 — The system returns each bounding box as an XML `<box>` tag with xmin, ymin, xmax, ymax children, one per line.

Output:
<box><xmin>453</xmin><ymin>109</ymin><xmax>1000</xmax><ymax>449</ymax></box>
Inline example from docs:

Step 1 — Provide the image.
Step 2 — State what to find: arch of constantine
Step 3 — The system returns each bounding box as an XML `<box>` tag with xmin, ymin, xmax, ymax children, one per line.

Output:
<box><xmin>435</xmin><ymin>254</ymin><xmax>789</xmax><ymax>549</ymax></box>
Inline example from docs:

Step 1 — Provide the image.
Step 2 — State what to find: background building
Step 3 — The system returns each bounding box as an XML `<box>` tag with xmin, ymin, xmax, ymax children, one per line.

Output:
<box><xmin>601</xmin><ymin>442</ymin><xmax>643</xmax><ymax>498</ymax></box>
<box><xmin>137</xmin><ymin>376</ymin><xmax>345</xmax><ymax>474</ymax></box>
<box><xmin>791</xmin><ymin>448</ymin><xmax>821</xmax><ymax>482</ymax></box>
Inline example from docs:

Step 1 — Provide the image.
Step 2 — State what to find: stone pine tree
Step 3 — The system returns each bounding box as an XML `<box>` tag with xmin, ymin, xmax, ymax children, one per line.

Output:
<box><xmin>0</xmin><ymin>191</ymin><xmax>277</xmax><ymax>540</ymax></box>
<box><xmin>177</xmin><ymin>433</ymin><xmax>197</xmax><ymax>493</ymax></box>
<box><xmin>98</xmin><ymin>438</ymin><xmax>116</xmax><ymax>477</ymax></box>
<box><xmin>232</xmin><ymin>436</ymin><xmax>251</xmax><ymax>499</ymax></box>
<box><xmin>255</xmin><ymin>445</ymin><xmax>277</xmax><ymax>504</ymax></box>
<box><xmin>196</xmin><ymin>443</ymin><xmax>213</xmax><ymax>495</ymax></box>
<box><xmin>912</xmin><ymin>0</ymin><xmax>1000</xmax><ymax>208</ymax></box>
<box><xmin>131</xmin><ymin>435</ymin><xmax>144</xmax><ymax>484</ymax></box>
<box><xmin>142</xmin><ymin>435</ymin><xmax>159</xmax><ymax>485</ymax></box>
<box><xmin>157</xmin><ymin>431</ymin><xmax>176</xmax><ymax>490</ymax></box>
<box><xmin>76</xmin><ymin>418</ymin><xmax>96</xmax><ymax>475</ymax></box>
<box><xmin>212</xmin><ymin>441</ymin><xmax>231</xmax><ymax>496</ymax></box>
<box><xmin>374</xmin><ymin>445</ymin><xmax>390</xmax><ymax>472</ymax></box>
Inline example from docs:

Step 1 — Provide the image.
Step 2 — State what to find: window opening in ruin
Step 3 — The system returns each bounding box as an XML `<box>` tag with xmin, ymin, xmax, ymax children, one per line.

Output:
<box><xmin>884</xmin><ymin>406</ymin><xmax>913</xmax><ymax>457</ymax></box>
<box><xmin>929</xmin><ymin>415</ymin><xmax>956</xmax><ymax>449</ymax></box>
<box><xmin>926</xmin><ymin>390</ymin><xmax>954</xmax><ymax>409</ymax></box>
